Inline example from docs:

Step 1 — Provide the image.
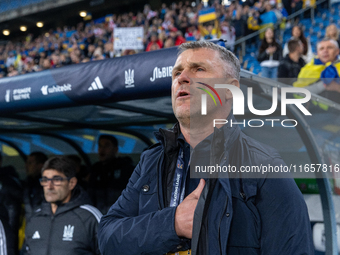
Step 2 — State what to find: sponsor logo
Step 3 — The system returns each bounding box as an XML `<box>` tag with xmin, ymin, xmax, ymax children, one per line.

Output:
<box><xmin>5</xmin><ymin>87</ymin><xmax>32</xmax><ymax>102</ymax></box>
<box><xmin>62</xmin><ymin>225</ymin><xmax>74</xmax><ymax>241</ymax></box>
<box><xmin>5</xmin><ymin>90</ymin><xmax>10</xmax><ymax>103</ymax></box>
<box><xmin>150</xmin><ymin>66</ymin><xmax>173</xmax><ymax>82</ymax></box>
<box><xmin>32</xmin><ymin>231</ymin><xmax>40</xmax><ymax>239</ymax></box>
<box><xmin>88</xmin><ymin>76</ymin><xmax>104</xmax><ymax>91</ymax></box>
<box><xmin>125</xmin><ymin>69</ymin><xmax>134</xmax><ymax>88</ymax></box>
<box><xmin>41</xmin><ymin>84</ymin><xmax>72</xmax><ymax>95</ymax></box>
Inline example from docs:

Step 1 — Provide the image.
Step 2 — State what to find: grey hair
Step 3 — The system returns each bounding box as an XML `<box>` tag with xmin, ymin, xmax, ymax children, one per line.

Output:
<box><xmin>178</xmin><ymin>41</ymin><xmax>241</xmax><ymax>80</ymax></box>
<box><xmin>317</xmin><ymin>38</ymin><xmax>339</xmax><ymax>50</ymax></box>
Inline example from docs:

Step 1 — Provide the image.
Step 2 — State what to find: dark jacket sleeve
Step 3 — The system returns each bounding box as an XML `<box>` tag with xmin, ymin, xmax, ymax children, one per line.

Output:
<box><xmin>97</xmin><ymin>151</ymin><xmax>182</xmax><ymax>255</ymax></box>
<box><xmin>257</xmin><ymin>50</ymin><xmax>269</xmax><ymax>63</ymax></box>
<box><xmin>277</xmin><ymin>60</ymin><xmax>288</xmax><ymax>78</ymax></box>
<box><xmin>256</xmin><ymin>158</ymin><xmax>314</xmax><ymax>255</ymax></box>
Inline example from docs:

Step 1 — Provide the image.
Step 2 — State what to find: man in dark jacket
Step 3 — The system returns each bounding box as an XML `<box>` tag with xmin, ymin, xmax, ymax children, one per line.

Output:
<box><xmin>278</xmin><ymin>38</ymin><xmax>305</xmax><ymax>84</ymax></box>
<box><xmin>23</xmin><ymin>156</ymin><xmax>102</xmax><ymax>255</ymax></box>
<box><xmin>23</xmin><ymin>151</ymin><xmax>48</xmax><ymax>220</ymax></box>
<box><xmin>89</xmin><ymin>134</ymin><xmax>134</xmax><ymax>214</ymax></box>
<box><xmin>0</xmin><ymin>203</ymin><xmax>17</xmax><ymax>255</ymax></box>
<box><xmin>98</xmin><ymin>41</ymin><xmax>314</xmax><ymax>255</ymax></box>
<box><xmin>0</xmin><ymin>154</ymin><xmax>22</xmax><ymax>255</ymax></box>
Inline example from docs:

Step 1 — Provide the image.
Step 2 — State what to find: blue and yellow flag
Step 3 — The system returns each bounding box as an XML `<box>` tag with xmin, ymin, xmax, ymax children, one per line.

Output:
<box><xmin>198</xmin><ymin>8</ymin><xmax>217</xmax><ymax>23</ymax></box>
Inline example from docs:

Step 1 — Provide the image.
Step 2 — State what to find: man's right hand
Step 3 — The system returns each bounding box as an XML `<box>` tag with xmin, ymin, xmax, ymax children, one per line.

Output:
<box><xmin>174</xmin><ymin>179</ymin><xmax>205</xmax><ymax>239</ymax></box>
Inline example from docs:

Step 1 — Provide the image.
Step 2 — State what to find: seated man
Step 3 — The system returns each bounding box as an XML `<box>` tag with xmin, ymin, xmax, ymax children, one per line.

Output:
<box><xmin>89</xmin><ymin>134</ymin><xmax>134</xmax><ymax>214</ymax></box>
<box><xmin>23</xmin><ymin>151</ymin><xmax>48</xmax><ymax>220</ymax></box>
<box><xmin>278</xmin><ymin>38</ymin><xmax>306</xmax><ymax>84</ymax></box>
<box><xmin>294</xmin><ymin>38</ymin><xmax>340</xmax><ymax>104</ymax></box>
<box><xmin>23</xmin><ymin>156</ymin><xmax>102</xmax><ymax>255</ymax></box>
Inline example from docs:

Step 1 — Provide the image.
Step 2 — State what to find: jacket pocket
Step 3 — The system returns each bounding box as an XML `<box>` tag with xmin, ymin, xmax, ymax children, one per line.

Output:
<box><xmin>227</xmin><ymin>196</ymin><xmax>261</xmax><ymax>249</ymax></box>
<box><xmin>138</xmin><ymin>178</ymin><xmax>158</xmax><ymax>215</ymax></box>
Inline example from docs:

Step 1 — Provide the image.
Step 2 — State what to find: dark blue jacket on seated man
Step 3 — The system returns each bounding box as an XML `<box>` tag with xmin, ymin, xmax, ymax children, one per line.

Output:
<box><xmin>98</xmin><ymin>41</ymin><xmax>314</xmax><ymax>255</ymax></box>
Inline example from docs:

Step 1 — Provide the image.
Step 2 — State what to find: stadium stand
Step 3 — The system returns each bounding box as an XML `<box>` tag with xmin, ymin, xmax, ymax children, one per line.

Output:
<box><xmin>0</xmin><ymin>0</ymin><xmax>337</xmax><ymax>78</ymax></box>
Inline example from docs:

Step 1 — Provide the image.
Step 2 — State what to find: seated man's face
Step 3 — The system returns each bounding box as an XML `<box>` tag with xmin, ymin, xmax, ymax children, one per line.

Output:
<box><xmin>42</xmin><ymin>170</ymin><xmax>74</xmax><ymax>204</ymax></box>
<box><xmin>317</xmin><ymin>40</ymin><xmax>339</xmax><ymax>64</ymax></box>
<box><xmin>98</xmin><ymin>138</ymin><xmax>117</xmax><ymax>161</ymax></box>
<box><xmin>25</xmin><ymin>155</ymin><xmax>41</xmax><ymax>176</ymax></box>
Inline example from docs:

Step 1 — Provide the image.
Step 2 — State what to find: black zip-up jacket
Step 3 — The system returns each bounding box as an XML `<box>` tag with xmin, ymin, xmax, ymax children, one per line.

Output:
<box><xmin>257</xmin><ymin>43</ymin><xmax>282</xmax><ymax>63</ymax></box>
<box><xmin>23</xmin><ymin>186</ymin><xmax>102</xmax><ymax>255</ymax></box>
<box><xmin>278</xmin><ymin>55</ymin><xmax>306</xmax><ymax>84</ymax></box>
<box><xmin>0</xmin><ymin>165</ymin><xmax>22</xmax><ymax>255</ymax></box>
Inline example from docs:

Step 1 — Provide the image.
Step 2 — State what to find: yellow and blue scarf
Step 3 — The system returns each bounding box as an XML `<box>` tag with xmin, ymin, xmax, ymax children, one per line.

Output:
<box><xmin>293</xmin><ymin>58</ymin><xmax>340</xmax><ymax>88</ymax></box>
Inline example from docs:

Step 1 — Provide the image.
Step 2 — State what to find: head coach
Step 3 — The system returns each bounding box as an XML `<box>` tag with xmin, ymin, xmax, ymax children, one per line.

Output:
<box><xmin>98</xmin><ymin>41</ymin><xmax>313</xmax><ymax>255</ymax></box>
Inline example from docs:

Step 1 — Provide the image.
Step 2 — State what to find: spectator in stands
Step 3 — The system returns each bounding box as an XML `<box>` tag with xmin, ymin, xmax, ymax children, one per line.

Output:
<box><xmin>325</xmin><ymin>24</ymin><xmax>340</xmax><ymax>48</ymax></box>
<box><xmin>198</xmin><ymin>20</ymin><xmax>220</xmax><ymax>40</ymax></box>
<box><xmin>258</xmin><ymin>27</ymin><xmax>282</xmax><ymax>79</ymax></box>
<box><xmin>23</xmin><ymin>152</ymin><xmax>48</xmax><ymax>220</ymax></box>
<box><xmin>294</xmin><ymin>38</ymin><xmax>340</xmax><ymax>104</ymax></box>
<box><xmin>168</xmin><ymin>27</ymin><xmax>186</xmax><ymax>46</ymax></box>
<box><xmin>23</xmin><ymin>156</ymin><xmax>101</xmax><ymax>255</ymax></box>
<box><xmin>259</xmin><ymin>2</ymin><xmax>278</xmax><ymax>38</ymax></box>
<box><xmin>278</xmin><ymin>39</ymin><xmax>306</xmax><ymax>84</ymax></box>
<box><xmin>164</xmin><ymin>37</ymin><xmax>175</xmax><ymax>48</ymax></box>
<box><xmin>88</xmin><ymin>135</ymin><xmax>134</xmax><ymax>214</ymax></box>
<box><xmin>220</xmin><ymin>19</ymin><xmax>236</xmax><ymax>51</ymax></box>
<box><xmin>6</xmin><ymin>51</ymin><xmax>16</xmax><ymax>67</ymax></box>
<box><xmin>146</xmin><ymin>32</ymin><xmax>163</xmax><ymax>52</ymax></box>
<box><xmin>291</xmin><ymin>0</ymin><xmax>304</xmax><ymax>21</ymax></box>
<box><xmin>0</xmin><ymin>152</ymin><xmax>22</xmax><ymax>255</ymax></box>
<box><xmin>283</xmin><ymin>25</ymin><xmax>313</xmax><ymax>63</ymax></box>
<box><xmin>247</xmin><ymin>9</ymin><xmax>260</xmax><ymax>40</ymax></box>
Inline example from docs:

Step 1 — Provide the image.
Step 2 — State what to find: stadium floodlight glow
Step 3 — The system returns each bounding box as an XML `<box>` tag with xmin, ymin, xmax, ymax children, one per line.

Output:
<box><xmin>79</xmin><ymin>11</ymin><xmax>87</xmax><ymax>17</ymax></box>
<box><xmin>222</xmin><ymin>0</ymin><xmax>231</xmax><ymax>5</ymax></box>
<box><xmin>20</xmin><ymin>26</ymin><xmax>27</xmax><ymax>32</ymax></box>
<box><xmin>36</xmin><ymin>22</ymin><xmax>44</xmax><ymax>28</ymax></box>
<box><xmin>202</xmin><ymin>0</ymin><xmax>208</xmax><ymax>7</ymax></box>
<box><xmin>3</xmin><ymin>30</ymin><xmax>10</xmax><ymax>36</ymax></box>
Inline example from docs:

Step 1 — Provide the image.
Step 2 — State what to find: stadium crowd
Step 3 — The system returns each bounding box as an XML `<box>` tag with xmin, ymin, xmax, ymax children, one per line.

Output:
<box><xmin>0</xmin><ymin>0</ymin><xmax>330</xmax><ymax>80</ymax></box>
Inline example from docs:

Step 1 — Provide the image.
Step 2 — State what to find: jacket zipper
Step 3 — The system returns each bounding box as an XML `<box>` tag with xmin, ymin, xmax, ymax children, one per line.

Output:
<box><xmin>218</xmin><ymin>196</ymin><xmax>229</xmax><ymax>255</ymax></box>
<box><xmin>45</xmin><ymin>215</ymin><xmax>54</xmax><ymax>255</ymax></box>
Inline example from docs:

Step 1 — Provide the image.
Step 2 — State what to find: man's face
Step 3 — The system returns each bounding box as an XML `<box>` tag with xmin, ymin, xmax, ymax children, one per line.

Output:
<box><xmin>26</xmin><ymin>155</ymin><xmax>42</xmax><ymax>176</ymax></box>
<box><xmin>317</xmin><ymin>41</ymin><xmax>339</xmax><ymax>64</ymax></box>
<box><xmin>42</xmin><ymin>169</ymin><xmax>74</xmax><ymax>204</ymax></box>
<box><xmin>171</xmin><ymin>48</ymin><xmax>226</xmax><ymax>121</ymax></box>
<box><xmin>98</xmin><ymin>138</ymin><xmax>118</xmax><ymax>161</ymax></box>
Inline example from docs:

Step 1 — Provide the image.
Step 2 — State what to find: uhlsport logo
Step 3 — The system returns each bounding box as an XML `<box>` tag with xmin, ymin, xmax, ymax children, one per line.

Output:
<box><xmin>62</xmin><ymin>225</ymin><xmax>74</xmax><ymax>241</ymax></box>
<box><xmin>197</xmin><ymin>83</ymin><xmax>312</xmax><ymax>128</ymax></box>
<box><xmin>197</xmin><ymin>82</ymin><xmax>223</xmax><ymax>115</ymax></box>
<box><xmin>125</xmin><ymin>69</ymin><xmax>134</xmax><ymax>88</ymax></box>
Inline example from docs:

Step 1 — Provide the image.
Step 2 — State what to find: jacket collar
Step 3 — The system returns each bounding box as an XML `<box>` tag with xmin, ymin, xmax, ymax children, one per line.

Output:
<box><xmin>154</xmin><ymin>114</ymin><xmax>240</xmax><ymax>152</ymax></box>
<box><xmin>40</xmin><ymin>185</ymin><xmax>89</xmax><ymax>216</ymax></box>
